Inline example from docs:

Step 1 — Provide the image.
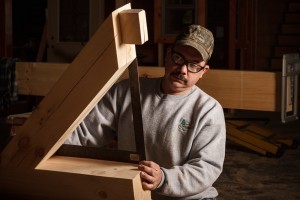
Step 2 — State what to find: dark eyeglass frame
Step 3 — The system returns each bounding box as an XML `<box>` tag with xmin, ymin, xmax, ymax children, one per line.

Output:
<box><xmin>171</xmin><ymin>50</ymin><xmax>206</xmax><ymax>73</ymax></box>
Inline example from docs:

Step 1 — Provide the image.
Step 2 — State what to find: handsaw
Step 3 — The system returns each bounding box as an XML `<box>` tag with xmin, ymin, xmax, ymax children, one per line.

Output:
<box><xmin>56</xmin><ymin>58</ymin><xmax>146</xmax><ymax>163</ymax></box>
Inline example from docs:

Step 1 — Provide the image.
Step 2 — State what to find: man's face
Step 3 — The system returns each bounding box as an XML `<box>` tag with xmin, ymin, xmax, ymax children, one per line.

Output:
<box><xmin>162</xmin><ymin>45</ymin><xmax>209</xmax><ymax>95</ymax></box>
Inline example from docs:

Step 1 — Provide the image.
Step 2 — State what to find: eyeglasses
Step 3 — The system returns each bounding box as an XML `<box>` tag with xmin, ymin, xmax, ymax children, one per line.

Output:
<box><xmin>171</xmin><ymin>51</ymin><xmax>206</xmax><ymax>73</ymax></box>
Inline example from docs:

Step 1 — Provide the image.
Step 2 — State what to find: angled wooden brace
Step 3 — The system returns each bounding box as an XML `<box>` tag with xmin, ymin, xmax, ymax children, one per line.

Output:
<box><xmin>1</xmin><ymin>3</ymin><xmax>147</xmax><ymax>169</ymax></box>
<box><xmin>1</xmin><ymin>4</ymin><xmax>151</xmax><ymax>200</ymax></box>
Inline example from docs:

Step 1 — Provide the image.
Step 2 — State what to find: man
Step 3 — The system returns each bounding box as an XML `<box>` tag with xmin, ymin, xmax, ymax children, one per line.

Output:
<box><xmin>65</xmin><ymin>25</ymin><xmax>226</xmax><ymax>200</ymax></box>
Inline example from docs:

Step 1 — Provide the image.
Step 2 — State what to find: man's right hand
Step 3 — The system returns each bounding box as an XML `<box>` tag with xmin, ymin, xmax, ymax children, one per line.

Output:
<box><xmin>138</xmin><ymin>160</ymin><xmax>163</xmax><ymax>190</ymax></box>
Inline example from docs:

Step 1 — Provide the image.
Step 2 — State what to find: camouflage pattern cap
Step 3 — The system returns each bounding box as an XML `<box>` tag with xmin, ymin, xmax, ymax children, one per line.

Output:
<box><xmin>174</xmin><ymin>25</ymin><xmax>214</xmax><ymax>62</ymax></box>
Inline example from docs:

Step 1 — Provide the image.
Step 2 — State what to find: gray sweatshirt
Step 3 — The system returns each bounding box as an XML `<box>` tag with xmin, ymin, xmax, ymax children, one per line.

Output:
<box><xmin>65</xmin><ymin>77</ymin><xmax>226</xmax><ymax>200</ymax></box>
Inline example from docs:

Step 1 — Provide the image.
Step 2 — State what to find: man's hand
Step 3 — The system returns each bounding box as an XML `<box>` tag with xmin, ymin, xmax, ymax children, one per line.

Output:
<box><xmin>138</xmin><ymin>160</ymin><xmax>163</xmax><ymax>190</ymax></box>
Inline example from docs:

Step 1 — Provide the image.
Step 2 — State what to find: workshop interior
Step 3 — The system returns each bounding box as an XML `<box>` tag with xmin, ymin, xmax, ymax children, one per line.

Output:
<box><xmin>0</xmin><ymin>0</ymin><xmax>299</xmax><ymax>199</ymax></box>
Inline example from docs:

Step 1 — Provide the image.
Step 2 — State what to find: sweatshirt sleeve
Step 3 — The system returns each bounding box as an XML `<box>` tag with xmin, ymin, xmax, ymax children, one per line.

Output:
<box><xmin>156</xmin><ymin>103</ymin><xmax>226</xmax><ymax>198</ymax></box>
<box><xmin>64</xmin><ymin>86</ymin><xmax>118</xmax><ymax>147</ymax></box>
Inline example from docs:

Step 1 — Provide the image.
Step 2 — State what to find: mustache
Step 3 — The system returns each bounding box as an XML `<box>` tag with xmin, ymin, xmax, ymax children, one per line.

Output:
<box><xmin>171</xmin><ymin>72</ymin><xmax>188</xmax><ymax>82</ymax></box>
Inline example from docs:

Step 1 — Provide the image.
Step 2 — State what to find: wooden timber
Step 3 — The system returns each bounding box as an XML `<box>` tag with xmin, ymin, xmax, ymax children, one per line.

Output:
<box><xmin>1</xmin><ymin>3</ymin><xmax>151</xmax><ymax>200</ymax></box>
<box><xmin>0</xmin><ymin>156</ymin><xmax>150</xmax><ymax>200</ymax></box>
<box><xmin>1</xmin><ymin>4</ymin><xmax>149</xmax><ymax>169</ymax></box>
<box><xmin>15</xmin><ymin>62</ymin><xmax>282</xmax><ymax>111</ymax></box>
<box><xmin>226</xmin><ymin>123</ymin><xmax>282</xmax><ymax>156</ymax></box>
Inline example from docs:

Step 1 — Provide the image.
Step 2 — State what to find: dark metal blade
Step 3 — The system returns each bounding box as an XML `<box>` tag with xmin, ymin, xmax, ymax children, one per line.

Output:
<box><xmin>128</xmin><ymin>58</ymin><xmax>146</xmax><ymax>161</ymax></box>
<box><xmin>56</xmin><ymin>144</ymin><xmax>140</xmax><ymax>164</ymax></box>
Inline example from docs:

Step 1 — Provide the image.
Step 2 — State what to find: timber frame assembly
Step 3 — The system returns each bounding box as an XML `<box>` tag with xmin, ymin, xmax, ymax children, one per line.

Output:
<box><xmin>1</xmin><ymin>3</ymin><xmax>299</xmax><ymax>198</ymax></box>
<box><xmin>1</xmin><ymin>4</ymin><xmax>151</xmax><ymax>200</ymax></box>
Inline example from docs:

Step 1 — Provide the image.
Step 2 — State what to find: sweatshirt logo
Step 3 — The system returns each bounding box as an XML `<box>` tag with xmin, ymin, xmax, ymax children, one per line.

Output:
<box><xmin>178</xmin><ymin>118</ymin><xmax>192</xmax><ymax>133</ymax></box>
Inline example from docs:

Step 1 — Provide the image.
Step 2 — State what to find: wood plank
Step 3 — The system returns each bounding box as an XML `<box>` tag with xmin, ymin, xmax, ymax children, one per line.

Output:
<box><xmin>16</xmin><ymin>62</ymin><xmax>68</xmax><ymax>96</ymax></box>
<box><xmin>240</xmin><ymin>71</ymin><xmax>280</xmax><ymax>111</ymax></box>
<box><xmin>15</xmin><ymin>63</ymin><xmax>282</xmax><ymax>111</ymax></box>
<box><xmin>1</xmin><ymin>4</ymin><xmax>148</xmax><ymax>168</ymax></box>
<box><xmin>6</xmin><ymin>112</ymin><xmax>31</xmax><ymax>125</ymax></box>
<box><xmin>200</xmin><ymin>69</ymin><xmax>281</xmax><ymax>111</ymax></box>
<box><xmin>226</xmin><ymin>123</ymin><xmax>281</xmax><ymax>155</ymax></box>
<box><xmin>36</xmin><ymin>156</ymin><xmax>139</xmax><ymax>178</ymax></box>
<box><xmin>0</xmin><ymin>156</ymin><xmax>151</xmax><ymax>200</ymax></box>
<box><xmin>226</xmin><ymin>134</ymin><xmax>268</xmax><ymax>156</ymax></box>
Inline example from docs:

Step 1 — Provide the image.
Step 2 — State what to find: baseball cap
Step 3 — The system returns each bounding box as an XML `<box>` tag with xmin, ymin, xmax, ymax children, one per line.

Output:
<box><xmin>174</xmin><ymin>25</ymin><xmax>214</xmax><ymax>63</ymax></box>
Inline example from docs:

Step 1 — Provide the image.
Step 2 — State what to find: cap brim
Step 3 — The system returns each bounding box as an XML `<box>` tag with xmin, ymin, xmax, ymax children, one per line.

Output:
<box><xmin>175</xmin><ymin>40</ymin><xmax>209</xmax><ymax>62</ymax></box>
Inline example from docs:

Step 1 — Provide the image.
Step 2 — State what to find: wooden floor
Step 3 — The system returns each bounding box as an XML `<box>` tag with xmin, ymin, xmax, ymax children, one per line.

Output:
<box><xmin>215</xmin><ymin>110</ymin><xmax>300</xmax><ymax>200</ymax></box>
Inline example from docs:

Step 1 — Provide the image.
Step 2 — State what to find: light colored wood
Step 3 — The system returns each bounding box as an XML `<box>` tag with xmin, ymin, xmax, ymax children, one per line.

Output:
<box><xmin>1</xmin><ymin>4</ymin><xmax>150</xmax><ymax>199</ymax></box>
<box><xmin>201</xmin><ymin>69</ymin><xmax>281</xmax><ymax>111</ymax></box>
<box><xmin>1</xmin><ymin>4</ymin><xmax>148</xmax><ymax>168</ymax></box>
<box><xmin>228</xmin><ymin>121</ymin><xmax>295</xmax><ymax>148</ymax></box>
<box><xmin>36</xmin><ymin>156</ymin><xmax>138</xmax><ymax>178</ymax></box>
<box><xmin>2</xmin><ymin>4</ymin><xmax>150</xmax><ymax>199</ymax></box>
<box><xmin>15</xmin><ymin>62</ymin><xmax>282</xmax><ymax>111</ymax></box>
<box><xmin>0</xmin><ymin>156</ymin><xmax>150</xmax><ymax>200</ymax></box>
<box><xmin>6</xmin><ymin>112</ymin><xmax>31</xmax><ymax>125</ymax></box>
<box><xmin>226</xmin><ymin>134</ymin><xmax>268</xmax><ymax>156</ymax></box>
<box><xmin>226</xmin><ymin>123</ymin><xmax>280</xmax><ymax>155</ymax></box>
<box><xmin>120</xmin><ymin>9</ymin><xmax>148</xmax><ymax>44</ymax></box>
<box><xmin>16</xmin><ymin>62</ymin><xmax>68</xmax><ymax>96</ymax></box>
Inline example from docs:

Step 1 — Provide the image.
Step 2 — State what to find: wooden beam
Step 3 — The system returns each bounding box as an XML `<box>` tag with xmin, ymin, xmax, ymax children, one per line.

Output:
<box><xmin>0</xmin><ymin>156</ymin><xmax>150</xmax><ymax>200</ymax></box>
<box><xmin>16</xmin><ymin>62</ymin><xmax>68</xmax><ymax>96</ymax></box>
<box><xmin>201</xmin><ymin>69</ymin><xmax>281</xmax><ymax>111</ymax></box>
<box><xmin>15</xmin><ymin>62</ymin><xmax>281</xmax><ymax>111</ymax></box>
<box><xmin>1</xmin><ymin>4</ymin><xmax>150</xmax><ymax>199</ymax></box>
<box><xmin>1</xmin><ymin>4</ymin><xmax>148</xmax><ymax>168</ymax></box>
<box><xmin>119</xmin><ymin>9</ymin><xmax>148</xmax><ymax>44</ymax></box>
<box><xmin>226</xmin><ymin>123</ymin><xmax>281</xmax><ymax>155</ymax></box>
